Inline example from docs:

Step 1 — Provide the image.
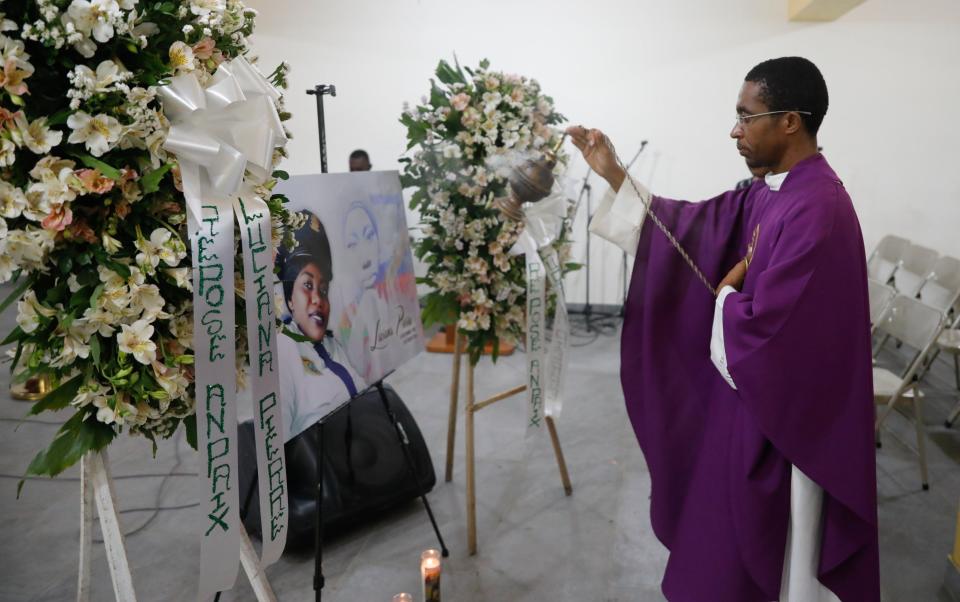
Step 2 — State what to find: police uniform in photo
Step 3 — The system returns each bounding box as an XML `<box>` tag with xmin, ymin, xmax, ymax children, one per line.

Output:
<box><xmin>276</xmin><ymin>213</ymin><xmax>365</xmax><ymax>440</ymax></box>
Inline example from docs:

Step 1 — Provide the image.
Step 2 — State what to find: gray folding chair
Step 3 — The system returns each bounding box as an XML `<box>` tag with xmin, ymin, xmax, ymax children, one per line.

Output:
<box><xmin>868</xmin><ymin>278</ymin><xmax>897</xmax><ymax>332</ymax></box>
<box><xmin>913</xmin><ymin>256</ymin><xmax>960</xmax><ymax>406</ymax></box>
<box><xmin>873</xmin><ymin>295</ymin><xmax>945</xmax><ymax>490</ymax></box>
<box><xmin>940</xmin><ymin>311</ymin><xmax>960</xmax><ymax>427</ymax></box>
<box><xmin>893</xmin><ymin>243</ymin><xmax>939</xmax><ymax>297</ymax></box>
<box><xmin>867</xmin><ymin>234</ymin><xmax>909</xmax><ymax>284</ymax></box>
<box><xmin>919</xmin><ymin>255</ymin><xmax>960</xmax><ymax>314</ymax></box>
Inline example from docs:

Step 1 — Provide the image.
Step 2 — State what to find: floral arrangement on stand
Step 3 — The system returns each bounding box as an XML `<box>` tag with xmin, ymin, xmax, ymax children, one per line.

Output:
<box><xmin>0</xmin><ymin>0</ymin><xmax>294</xmax><ymax>479</ymax></box>
<box><xmin>400</xmin><ymin>58</ymin><xmax>578</xmax><ymax>364</ymax></box>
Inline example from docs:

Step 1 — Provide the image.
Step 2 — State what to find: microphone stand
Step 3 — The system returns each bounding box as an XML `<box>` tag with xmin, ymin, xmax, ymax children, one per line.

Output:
<box><xmin>306</xmin><ymin>84</ymin><xmax>336</xmax><ymax>173</ymax></box>
<box><xmin>618</xmin><ymin>141</ymin><xmax>648</xmax><ymax>316</ymax></box>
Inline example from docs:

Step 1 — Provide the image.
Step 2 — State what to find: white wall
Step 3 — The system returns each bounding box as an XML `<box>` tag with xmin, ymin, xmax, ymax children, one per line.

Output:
<box><xmin>248</xmin><ymin>0</ymin><xmax>960</xmax><ymax>305</ymax></box>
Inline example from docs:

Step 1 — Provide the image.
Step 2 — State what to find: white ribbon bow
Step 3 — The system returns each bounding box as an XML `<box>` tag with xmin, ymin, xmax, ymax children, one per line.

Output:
<box><xmin>159</xmin><ymin>56</ymin><xmax>286</xmax><ymax>208</ymax></box>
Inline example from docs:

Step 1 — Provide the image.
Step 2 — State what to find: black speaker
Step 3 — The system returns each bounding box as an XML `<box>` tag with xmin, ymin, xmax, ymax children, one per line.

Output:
<box><xmin>237</xmin><ymin>384</ymin><xmax>436</xmax><ymax>552</ymax></box>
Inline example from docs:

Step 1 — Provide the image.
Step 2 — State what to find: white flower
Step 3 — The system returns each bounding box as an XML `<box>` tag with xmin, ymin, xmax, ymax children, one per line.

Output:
<box><xmin>117</xmin><ymin>319</ymin><xmax>156</xmax><ymax>364</ymax></box>
<box><xmin>168</xmin><ymin>41</ymin><xmax>195</xmax><ymax>73</ymax></box>
<box><xmin>190</xmin><ymin>0</ymin><xmax>225</xmax><ymax>16</ymax></box>
<box><xmin>16</xmin><ymin>290</ymin><xmax>57</xmax><ymax>334</ymax></box>
<box><xmin>66</xmin><ymin>0</ymin><xmax>121</xmax><ymax>44</ymax></box>
<box><xmin>129</xmin><ymin>283</ymin><xmax>166</xmax><ymax>320</ymax></box>
<box><xmin>0</xmin><ymin>253</ymin><xmax>14</xmax><ymax>284</ymax></box>
<box><xmin>165</xmin><ymin>267</ymin><xmax>192</xmax><ymax>291</ymax></box>
<box><xmin>102</xmin><ymin>232</ymin><xmax>122</xmax><ymax>253</ymax></box>
<box><xmin>152</xmin><ymin>360</ymin><xmax>189</xmax><ymax>404</ymax></box>
<box><xmin>52</xmin><ymin>318</ymin><xmax>96</xmax><ymax>367</ymax></box>
<box><xmin>82</xmin><ymin>305</ymin><xmax>118</xmax><ymax>337</ymax></box>
<box><xmin>136</xmin><ymin>228</ymin><xmax>185</xmax><ymax>273</ymax></box>
<box><xmin>170</xmin><ymin>313</ymin><xmax>193</xmax><ymax>349</ymax></box>
<box><xmin>14</xmin><ymin>114</ymin><xmax>63</xmax><ymax>155</ymax></box>
<box><xmin>67</xmin><ymin>111</ymin><xmax>122</xmax><ymax>157</ymax></box>
<box><xmin>4</xmin><ymin>228</ymin><xmax>55</xmax><ymax>270</ymax></box>
<box><xmin>72</xmin><ymin>382</ymin><xmax>112</xmax><ymax>409</ymax></box>
<box><xmin>0</xmin><ymin>180</ymin><xmax>26</xmax><ymax>218</ymax></box>
<box><xmin>0</xmin><ymin>138</ymin><xmax>15</xmax><ymax>167</ymax></box>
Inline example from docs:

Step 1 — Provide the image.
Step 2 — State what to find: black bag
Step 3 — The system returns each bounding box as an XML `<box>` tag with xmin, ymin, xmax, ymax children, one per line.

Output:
<box><xmin>237</xmin><ymin>384</ymin><xmax>436</xmax><ymax>552</ymax></box>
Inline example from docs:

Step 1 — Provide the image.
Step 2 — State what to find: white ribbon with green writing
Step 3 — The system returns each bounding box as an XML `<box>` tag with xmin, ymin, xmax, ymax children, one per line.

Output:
<box><xmin>159</xmin><ymin>56</ymin><xmax>287</xmax><ymax>600</ymax></box>
<box><xmin>511</xmin><ymin>194</ymin><xmax>572</xmax><ymax>433</ymax></box>
<box><xmin>234</xmin><ymin>192</ymin><xmax>287</xmax><ymax>566</ymax></box>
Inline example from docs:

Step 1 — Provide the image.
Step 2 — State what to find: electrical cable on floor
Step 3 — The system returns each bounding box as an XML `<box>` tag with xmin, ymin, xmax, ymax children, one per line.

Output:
<box><xmin>0</xmin><ymin>425</ymin><xmax>199</xmax><ymax>540</ymax></box>
<box><xmin>0</xmin><ymin>417</ymin><xmax>67</xmax><ymax>426</ymax></box>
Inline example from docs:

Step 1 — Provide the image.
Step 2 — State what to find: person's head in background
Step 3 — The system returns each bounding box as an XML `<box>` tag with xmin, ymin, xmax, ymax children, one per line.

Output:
<box><xmin>349</xmin><ymin>149</ymin><xmax>371</xmax><ymax>172</ymax></box>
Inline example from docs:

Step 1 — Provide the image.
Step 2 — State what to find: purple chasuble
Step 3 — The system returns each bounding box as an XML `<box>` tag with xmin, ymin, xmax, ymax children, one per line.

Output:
<box><xmin>621</xmin><ymin>154</ymin><xmax>879</xmax><ymax>601</ymax></box>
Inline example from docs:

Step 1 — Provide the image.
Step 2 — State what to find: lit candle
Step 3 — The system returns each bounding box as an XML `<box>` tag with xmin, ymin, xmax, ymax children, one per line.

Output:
<box><xmin>420</xmin><ymin>549</ymin><xmax>441</xmax><ymax>602</ymax></box>
<box><xmin>392</xmin><ymin>594</ymin><xmax>413</xmax><ymax>602</ymax></box>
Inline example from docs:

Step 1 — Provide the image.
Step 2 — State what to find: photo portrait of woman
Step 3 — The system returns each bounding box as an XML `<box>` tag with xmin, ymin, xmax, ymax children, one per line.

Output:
<box><xmin>277</xmin><ymin>211</ymin><xmax>365</xmax><ymax>439</ymax></box>
<box><xmin>336</xmin><ymin>199</ymin><xmax>421</xmax><ymax>383</ymax></box>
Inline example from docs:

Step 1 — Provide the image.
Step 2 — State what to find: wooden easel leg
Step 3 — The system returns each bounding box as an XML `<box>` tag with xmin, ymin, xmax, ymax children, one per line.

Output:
<box><xmin>445</xmin><ymin>331</ymin><xmax>462</xmax><ymax>483</ymax></box>
<box><xmin>77</xmin><ymin>454</ymin><xmax>94</xmax><ymax>602</ymax></box>
<box><xmin>88</xmin><ymin>451</ymin><xmax>138</xmax><ymax>602</ymax></box>
<box><xmin>239</xmin><ymin>526</ymin><xmax>278</xmax><ymax>602</ymax></box>
<box><xmin>545</xmin><ymin>416</ymin><xmax>573</xmax><ymax>496</ymax></box>
<box><xmin>465</xmin><ymin>360</ymin><xmax>478</xmax><ymax>556</ymax></box>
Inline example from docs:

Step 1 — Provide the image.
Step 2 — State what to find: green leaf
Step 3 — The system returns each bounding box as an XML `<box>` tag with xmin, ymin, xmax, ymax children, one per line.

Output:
<box><xmin>1</xmin><ymin>326</ymin><xmax>25</xmax><ymax>346</ymax></box>
<box><xmin>435</xmin><ymin>59</ymin><xmax>465</xmax><ymax>86</ymax></box>
<box><xmin>141</xmin><ymin>163</ymin><xmax>172</xmax><ymax>194</ymax></box>
<box><xmin>47</xmin><ymin>108</ymin><xmax>72</xmax><ymax>126</ymax></box>
<box><xmin>0</xmin><ymin>275</ymin><xmax>33</xmax><ymax>314</ymax></box>
<box><xmin>105</xmin><ymin>261</ymin><xmax>131</xmax><ymax>279</ymax></box>
<box><xmin>90</xmin><ymin>336</ymin><xmax>101</xmax><ymax>366</ymax></box>
<box><xmin>184</xmin><ymin>414</ymin><xmax>197</xmax><ymax>450</ymax></box>
<box><xmin>76</xmin><ymin>154</ymin><xmax>122</xmax><ymax>180</ymax></box>
<box><xmin>89</xmin><ymin>283</ymin><xmax>105</xmax><ymax>309</ymax></box>
<box><xmin>28</xmin><ymin>374</ymin><xmax>84</xmax><ymax>416</ymax></box>
<box><xmin>23</xmin><ymin>411</ymin><xmax>115</xmax><ymax>481</ymax></box>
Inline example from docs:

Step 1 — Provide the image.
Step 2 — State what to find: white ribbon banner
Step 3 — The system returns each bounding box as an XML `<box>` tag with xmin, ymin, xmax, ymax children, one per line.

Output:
<box><xmin>188</xmin><ymin>195</ymin><xmax>240</xmax><ymax>599</ymax></box>
<box><xmin>159</xmin><ymin>56</ymin><xmax>287</xmax><ymax>601</ymax></box>
<box><xmin>234</xmin><ymin>193</ymin><xmax>287</xmax><ymax>566</ymax></box>
<box><xmin>511</xmin><ymin>194</ymin><xmax>572</xmax><ymax>433</ymax></box>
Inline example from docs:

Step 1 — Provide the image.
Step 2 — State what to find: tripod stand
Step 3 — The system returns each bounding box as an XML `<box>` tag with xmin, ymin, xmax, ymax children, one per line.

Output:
<box><xmin>312</xmin><ymin>381</ymin><xmax>449</xmax><ymax>602</ymax></box>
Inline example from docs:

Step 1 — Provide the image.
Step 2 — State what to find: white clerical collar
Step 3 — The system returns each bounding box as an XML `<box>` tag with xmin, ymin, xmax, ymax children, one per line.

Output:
<box><xmin>765</xmin><ymin>171</ymin><xmax>788</xmax><ymax>191</ymax></box>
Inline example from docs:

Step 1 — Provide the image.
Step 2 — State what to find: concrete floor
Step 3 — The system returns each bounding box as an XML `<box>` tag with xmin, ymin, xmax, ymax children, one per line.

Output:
<box><xmin>1</xmin><ymin>284</ymin><xmax>958</xmax><ymax>601</ymax></box>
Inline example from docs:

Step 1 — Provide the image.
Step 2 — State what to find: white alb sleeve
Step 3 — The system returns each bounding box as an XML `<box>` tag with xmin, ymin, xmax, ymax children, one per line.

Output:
<box><xmin>588</xmin><ymin>175</ymin><xmax>651</xmax><ymax>255</ymax></box>
<box><xmin>710</xmin><ymin>285</ymin><xmax>738</xmax><ymax>390</ymax></box>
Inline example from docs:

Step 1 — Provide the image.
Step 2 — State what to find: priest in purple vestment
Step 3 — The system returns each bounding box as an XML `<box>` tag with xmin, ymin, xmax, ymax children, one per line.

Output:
<box><xmin>567</xmin><ymin>57</ymin><xmax>879</xmax><ymax>601</ymax></box>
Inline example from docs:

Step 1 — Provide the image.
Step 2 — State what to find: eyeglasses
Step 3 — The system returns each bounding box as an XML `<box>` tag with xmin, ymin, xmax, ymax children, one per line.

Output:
<box><xmin>734</xmin><ymin>110</ymin><xmax>812</xmax><ymax>126</ymax></box>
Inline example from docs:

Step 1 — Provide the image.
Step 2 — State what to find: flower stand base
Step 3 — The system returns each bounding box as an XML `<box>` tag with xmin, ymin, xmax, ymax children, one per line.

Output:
<box><xmin>76</xmin><ymin>451</ymin><xmax>278</xmax><ymax>602</ymax></box>
<box><xmin>426</xmin><ymin>325</ymin><xmax>515</xmax><ymax>356</ymax></box>
<box><xmin>443</xmin><ymin>331</ymin><xmax>572</xmax><ymax>555</ymax></box>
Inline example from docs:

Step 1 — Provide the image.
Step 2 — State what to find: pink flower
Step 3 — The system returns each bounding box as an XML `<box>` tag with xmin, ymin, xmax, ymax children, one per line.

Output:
<box><xmin>451</xmin><ymin>92</ymin><xmax>470</xmax><ymax>112</ymax></box>
<box><xmin>0</xmin><ymin>58</ymin><xmax>32</xmax><ymax>96</ymax></box>
<box><xmin>192</xmin><ymin>37</ymin><xmax>216</xmax><ymax>60</ymax></box>
<box><xmin>41</xmin><ymin>206</ymin><xmax>73</xmax><ymax>232</ymax></box>
<box><xmin>76</xmin><ymin>168</ymin><xmax>115</xmax><ymax>194</ymax></box>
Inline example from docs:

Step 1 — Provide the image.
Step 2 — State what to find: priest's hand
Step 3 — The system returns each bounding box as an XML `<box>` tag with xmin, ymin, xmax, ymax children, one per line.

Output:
<box><xmin>715</xmin><ymin>228</ymin><xmax>757</xmax><ymax>294</ymax></box>
<box><xmin>566</xmin><ymin>126</ymin><xmax>626</xmax><ymax>192</ymax></box>
<box><xmin>716</xmin><ymin>260</ymin><xmax>747</xmax><ymax>294</ymax></box>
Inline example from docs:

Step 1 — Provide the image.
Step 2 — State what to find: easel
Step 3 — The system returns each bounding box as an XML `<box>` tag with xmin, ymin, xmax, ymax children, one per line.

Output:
<box><xmin>78</xmin><ymin>450</ymin><xmax>278</xmax><ymax>602</ymax></box>
<box><xmin>312</xmin><ymin>379</ymin><xmax>449</xmax><ymax>602</ymax></box>
<box><xmin>444</xmin><ymin>331</ymin><xmax>573</xmax><ymax>555</ymax></box>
